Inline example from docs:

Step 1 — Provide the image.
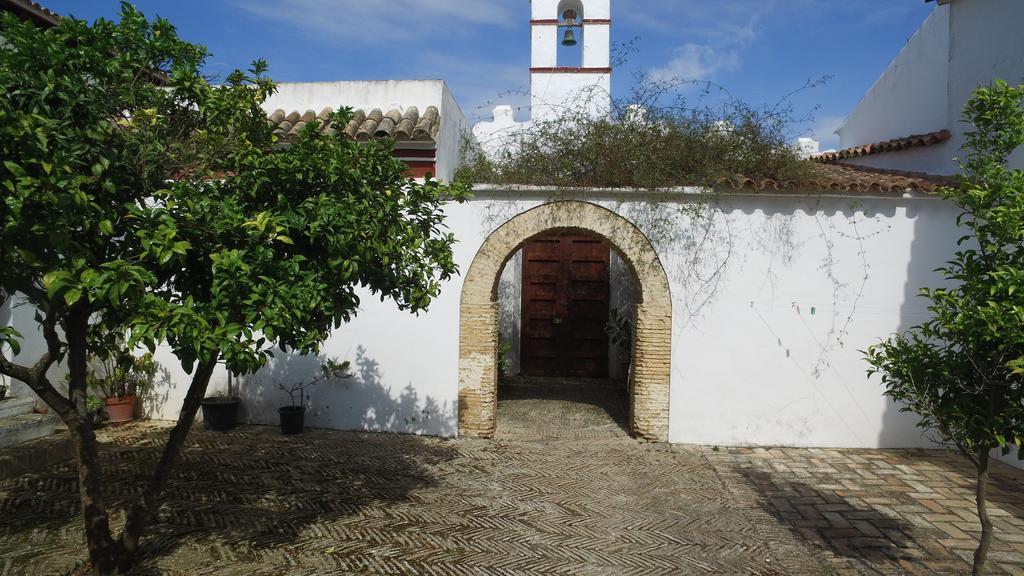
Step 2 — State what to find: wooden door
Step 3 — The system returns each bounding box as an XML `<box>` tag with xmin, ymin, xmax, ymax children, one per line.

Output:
<box><xmin>521</xmin><ymin>233</ymin><xmax>610</xmax><ymax>378</ymax></box>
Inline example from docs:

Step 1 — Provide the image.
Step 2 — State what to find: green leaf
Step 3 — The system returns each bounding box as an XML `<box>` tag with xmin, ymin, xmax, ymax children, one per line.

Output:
<box><xmin>3</xmin><ymin>161</ymin><xmax>27</xmax><ymax>178</ymax></box>
<box><xmin>64</xmin><ymin>287</ymin><xmax>83</xmax><ymax>306</ymax></box>
<box><xmin>275</xmin><ymin>235</ymin><xmax>294</xmax><ymax>245</ymax></box>
<box><xmin>99</xmin><ymin>220</ymin><xmax>114</xmax><ymax>235</ymax></box>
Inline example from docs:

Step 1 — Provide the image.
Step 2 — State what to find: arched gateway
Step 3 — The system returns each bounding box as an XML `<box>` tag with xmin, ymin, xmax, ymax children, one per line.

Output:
<box><xmin>458</xmin><ymin>201</ymin><xmax>672</xmax><ymax>441</ymax></box>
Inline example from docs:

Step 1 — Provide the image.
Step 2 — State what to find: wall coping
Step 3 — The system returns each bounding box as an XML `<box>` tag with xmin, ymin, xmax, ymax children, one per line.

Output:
<box><xmin>470</xmin><ymin>183</ymin><xmax>948</xmax><ymax>201</ymax></box>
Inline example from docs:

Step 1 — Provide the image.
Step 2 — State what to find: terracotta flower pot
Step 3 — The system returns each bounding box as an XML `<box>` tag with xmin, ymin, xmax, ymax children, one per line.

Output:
<box><xmin>105</xmin><ymin>395</ymin><xmax>137</xmax><ymax>424</ymax></box>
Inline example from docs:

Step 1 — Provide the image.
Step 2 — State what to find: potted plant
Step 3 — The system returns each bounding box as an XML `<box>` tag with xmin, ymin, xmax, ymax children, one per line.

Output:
<box><xmin>201</xmin><ymin>369</ymin><xmax>241</xmax><ymax>432</ymax></box>
<box><xmin>606</xmin><ymin>307</ymin><xmax>633</xmax><ymax>382</ymax></box>
<box><xmin>0</xmin><ymin>376</ymin><xmax>8</xmax><ymax>402</ymax></box>
<box><xmin>85</xmin><ymin>395</ymin><xmax>107</xmax><ymax>429</ymax></box>
<box><xmin>278</xmin><ymin>359</ymin><xmax>350</xmax><ymax>435</ymax></box>
<box><xmin>87</xmin><ymin>350</ymin><xmax>157</xmax><ymax>425</ymax></box>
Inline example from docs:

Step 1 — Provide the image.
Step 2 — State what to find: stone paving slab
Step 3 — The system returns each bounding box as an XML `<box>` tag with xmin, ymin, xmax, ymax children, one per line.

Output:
<box><xmin>0</xmin><ymin>386</ymin><xmax>1021</xmax><ymax>575</ymax></box>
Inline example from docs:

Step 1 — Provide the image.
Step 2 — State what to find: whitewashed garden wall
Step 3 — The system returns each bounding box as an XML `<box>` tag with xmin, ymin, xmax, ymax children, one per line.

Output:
<box><xmin>119</xmin><ymin>187</ymin><xmax>960</xmax><ymax>449</ymax></box>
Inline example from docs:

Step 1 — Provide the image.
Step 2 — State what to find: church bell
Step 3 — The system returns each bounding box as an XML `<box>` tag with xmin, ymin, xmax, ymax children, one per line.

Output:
<box><xmin>561</xmin><ymin>28</ymin><xmax>577</xmax><ymax>47</ymax></box>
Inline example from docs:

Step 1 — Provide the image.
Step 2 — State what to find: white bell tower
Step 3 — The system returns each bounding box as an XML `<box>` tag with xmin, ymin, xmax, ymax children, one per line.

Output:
<box><xmin>530</xmin><ymin>0</ymin><xmax>612</xmax><ymax>122</ymax></box>
<box><xmin>472</xmin><ymin>0</ymin><xmax>612</xmax><ymax>154</ymax></box>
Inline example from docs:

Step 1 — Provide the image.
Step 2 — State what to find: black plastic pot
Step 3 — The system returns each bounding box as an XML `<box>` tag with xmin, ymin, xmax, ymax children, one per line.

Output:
<box><xmin>279</xmin><ymin>405</ymin><xmax>306</xmax><ymax>435</ymax></box>
<box><xmin>201</xmin><ymin>396</ymin><xmax>240</xmax><ymax>432</ymax></box>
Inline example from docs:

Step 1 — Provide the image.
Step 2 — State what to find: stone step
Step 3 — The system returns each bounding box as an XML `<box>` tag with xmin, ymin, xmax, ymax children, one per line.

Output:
<box><xmin>0</xmin><ymin>396</ymin><xmax>37</xmax><ymax>420</ymax></box>
<box><xmin>0</xmin><ymin>412</ymin><xmax>59</xmax><ymax>449</ymax></box>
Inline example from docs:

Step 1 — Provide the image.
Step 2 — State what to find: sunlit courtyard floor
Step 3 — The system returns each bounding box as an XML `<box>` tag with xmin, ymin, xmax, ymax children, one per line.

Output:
<box><xmin>1</xmin><ymin>384</ymin><xmax>1023</xmax><ymax>575</ymax></box>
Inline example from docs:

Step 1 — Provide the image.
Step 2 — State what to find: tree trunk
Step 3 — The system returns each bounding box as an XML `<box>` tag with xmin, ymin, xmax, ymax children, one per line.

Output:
<box><xmin>972</xmin><ymin>449</ymin><xmax>993</xmax><ymax>576</ymax></box>
<box><xmin>71</xmin><ymin>418</ymin><xmax>122</xmax><ymax>575</ymax></box>
<box><xmin>118</xmin><ymin>355</ymin><xmax>219</xmax><ymax>560</ymax></box>
<box><xmin>65</xmin><ymin>307</ymin><xmax>121</xmax><ymax>574</ymax></box>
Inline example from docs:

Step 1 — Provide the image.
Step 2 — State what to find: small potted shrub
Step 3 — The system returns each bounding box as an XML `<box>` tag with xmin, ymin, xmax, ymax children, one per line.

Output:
<box><xmin>86</xmin><ymin>345</ymin><xmax>157</xmax><ymax>425</ymax></box>
<box><xmin>85</xmin><ymin>396</ymin><xmax>107</xmax><ymax>429</ymax></box>
<box><xmin>201</xmin><ymin>370</ymin><xmax>241</xmax><ymax>432</ymax></box>
<box><xmin>278</xmin><ymin>359</ymin><xmax>350</xmax><ymax>435</ymax></box>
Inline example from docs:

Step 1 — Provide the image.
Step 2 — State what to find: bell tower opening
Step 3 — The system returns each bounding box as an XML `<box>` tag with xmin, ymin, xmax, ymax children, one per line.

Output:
<box><xmin>530</xmin><ymin>0</ymin><xmax>612</xmax><ymax>122</ymax></box>
<box><xmin>556</xmin><ymin>3</ymin><xmax>584</xmax><ymax>68</ymax></box>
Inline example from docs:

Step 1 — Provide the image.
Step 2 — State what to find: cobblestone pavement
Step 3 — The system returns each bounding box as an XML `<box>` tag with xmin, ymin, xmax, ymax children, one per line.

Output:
<box><xmin>0</xmin><ymin>381</ymin><xmax>1021</xmax><ymax>575</ymax></box>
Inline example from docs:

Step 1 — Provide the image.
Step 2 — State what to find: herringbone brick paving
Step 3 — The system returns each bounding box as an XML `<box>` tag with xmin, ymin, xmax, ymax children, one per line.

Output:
<box><xmin>0</xmin><ymin>383</ymin><xmax>1021</xmax><ymax>575</ymax></box>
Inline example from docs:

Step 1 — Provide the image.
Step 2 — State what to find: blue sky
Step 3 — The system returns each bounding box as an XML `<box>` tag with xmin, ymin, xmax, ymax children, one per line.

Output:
<box><xmin>42</xmin><ymin>0</ymin><xmax>936</xmax><ymax>149</ymax></box>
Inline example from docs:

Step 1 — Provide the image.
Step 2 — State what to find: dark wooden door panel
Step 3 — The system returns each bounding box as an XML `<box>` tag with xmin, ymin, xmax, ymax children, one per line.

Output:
<box><xmin>521</xmin><ymin>233</ymin><xmax>610</xmax><ymax>378</ymax></box>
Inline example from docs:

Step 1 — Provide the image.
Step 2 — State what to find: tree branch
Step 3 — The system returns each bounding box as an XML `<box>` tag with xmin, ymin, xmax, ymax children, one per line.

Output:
<box><xmin>0</xmin><ymin>327</ymin><xmax>74</xmax><ymax>420</ymax></box>
<box><xmin>119</xmin><ymin>353</ymin><xmax>220</xmax><ymax>555</ymax></box>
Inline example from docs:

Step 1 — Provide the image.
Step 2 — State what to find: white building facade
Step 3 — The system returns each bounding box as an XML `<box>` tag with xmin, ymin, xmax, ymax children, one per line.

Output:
<box><xmin>473</xmin><ymin>0</ymin><xmax>612</xmax><ymax>155</ymax></box>
<box><xmin>829</xmin><ymin>0</ymin><xmax>1024</xmax><ymax>174</ymax></box>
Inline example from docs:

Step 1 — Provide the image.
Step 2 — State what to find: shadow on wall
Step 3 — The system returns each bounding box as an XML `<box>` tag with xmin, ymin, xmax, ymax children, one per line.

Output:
<box><xmin>878</xmin><ymin>199</ymin><xmax>962</xmax><ymax>449</ymax></box>
<box><xmin>498</xmin><ymin>250</ymin><xmax>523</xmax><ymax>377</ymax></box>
<box><xmin>140</xmin><ymin>364</ymin><xmax>174</xmax><ymax>420</ymax></box>
<box><xmin>237</xmin><ymin>346</ymin><xmax>456</xmax><ymax>437</ymax></box>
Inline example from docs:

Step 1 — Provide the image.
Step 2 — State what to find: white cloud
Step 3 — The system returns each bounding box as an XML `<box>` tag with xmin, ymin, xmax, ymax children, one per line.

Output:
<box><xmin>233</xmin><ymin>0</ymin><xmax>515</xmax><ymax>44</ymax></box>
<box><xmin>649</xmin><ymin>43</ymin><xmax>739</xmax><ymax>81</ymax></box>
<box><xmin>626</xmin><ymin>0</ymin><xmax>813</xmax><ymax>82</ymax></box>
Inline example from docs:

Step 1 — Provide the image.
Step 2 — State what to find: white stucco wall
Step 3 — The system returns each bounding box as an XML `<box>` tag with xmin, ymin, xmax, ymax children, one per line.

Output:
<box><xmin>497</xmin><ymin>249</ymin><xmax>523</xmax><ymax>377</ymax></box>
<box><xmin>947</xmin><ymin>0</ymin><xmax>1024</xmax><ymax>171</ymax></box>
<box><xmin>436</xmin><ymin>83</ymin><xmax>470</xmax><ymax>183</ymax></box>
<box><xmin>836</xmin><ymin>6</ymin><xmax>950</xmax><ymax>165</ymax></box>
<box><xmin>263</xmin><ymin>80</ymin><xmax>445</xmax><ymax>119</ymax></box>
<box><xmin>139</xmin><ymin>188</ymin><xmax>973</xmax><ymax>451</ymax></box>
<box><xmin>473</xmin><ymin>105</ymin><xmax>529</xmax><ymax>157</ymax></box>
<box><xmin>838</xmin><ymin>0</ymin><xmax>1024</xmax><ymax>175</ymax></box>
<box><xmin>5</xmin><ymin>185</ymin><xmax>1021</xmax><ymax>467</ymax></box>
<box><xmin>531</xmin><ymin>72</ymin><xmax>611</xmax><ymax>122</ymax></box>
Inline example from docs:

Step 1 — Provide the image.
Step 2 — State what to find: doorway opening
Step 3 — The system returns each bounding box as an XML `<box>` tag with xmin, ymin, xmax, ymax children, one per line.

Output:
<box><xmin>495</xmin><ymin>230</ymin><xmax>636</xmax><ymax>437</ymax></box>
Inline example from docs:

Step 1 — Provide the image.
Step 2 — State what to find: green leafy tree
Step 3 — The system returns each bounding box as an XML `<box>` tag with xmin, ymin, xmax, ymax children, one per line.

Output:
<box><xmin>866</xmin><ymin>80</ymin><xmax>1024</xmax><ymax>576</ymax></box>
<box><xmin>0</xmin><ymin>5</ymin><xmax>467</xmax><ymax>573</ymax></box>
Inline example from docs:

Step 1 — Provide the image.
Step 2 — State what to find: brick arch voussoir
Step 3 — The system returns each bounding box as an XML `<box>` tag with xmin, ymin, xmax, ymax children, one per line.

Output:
<box><xmin>458</xmin><ymin>201</ymin><xmax>671</xmax><ymax>441</ymax></box>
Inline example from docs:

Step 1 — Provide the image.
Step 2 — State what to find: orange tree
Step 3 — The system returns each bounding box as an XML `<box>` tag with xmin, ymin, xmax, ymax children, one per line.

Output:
<box><xmin>0</xmin><ymin>4</ymin><xmax>467</xmax><ymax>573</ymax></box>
<box><xmin>866</xmin><ymin>81</ymin><xmax>1024</xmax><ymax>576</ymax></box>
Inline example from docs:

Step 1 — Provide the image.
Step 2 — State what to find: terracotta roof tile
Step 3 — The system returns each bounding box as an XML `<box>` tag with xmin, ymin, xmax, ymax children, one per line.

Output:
<box><xmin>814</xmin><ymin>130</ymin><xmax>951</xmax><ymax>163</ymax></box>
<box><xmin>1</xmin><ymin>0</ymin><xmax>61</xmax><ymax>26</ymax></box>
<box><xmin>268</xmin><ymin>106</ymin><xmax>440</xmax><ymax>144</ymax></box>
<box><xmin>718</xmin><ymin>163</ymin><xmax>956</xmax><ymax>195</ymax></box>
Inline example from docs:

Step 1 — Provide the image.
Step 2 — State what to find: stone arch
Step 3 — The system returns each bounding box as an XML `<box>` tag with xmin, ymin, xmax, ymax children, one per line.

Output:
<box><xmin>458</xmin><ymin>201</ymin><xmax>672</xmax><ymax>441</ymax></box>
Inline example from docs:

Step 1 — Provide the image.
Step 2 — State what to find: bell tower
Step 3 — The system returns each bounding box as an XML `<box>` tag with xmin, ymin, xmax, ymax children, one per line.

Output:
<box><xmin>530</xmin><ymin>0</ymin><xmax>612</xmax><ymax>122</ymax></box>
